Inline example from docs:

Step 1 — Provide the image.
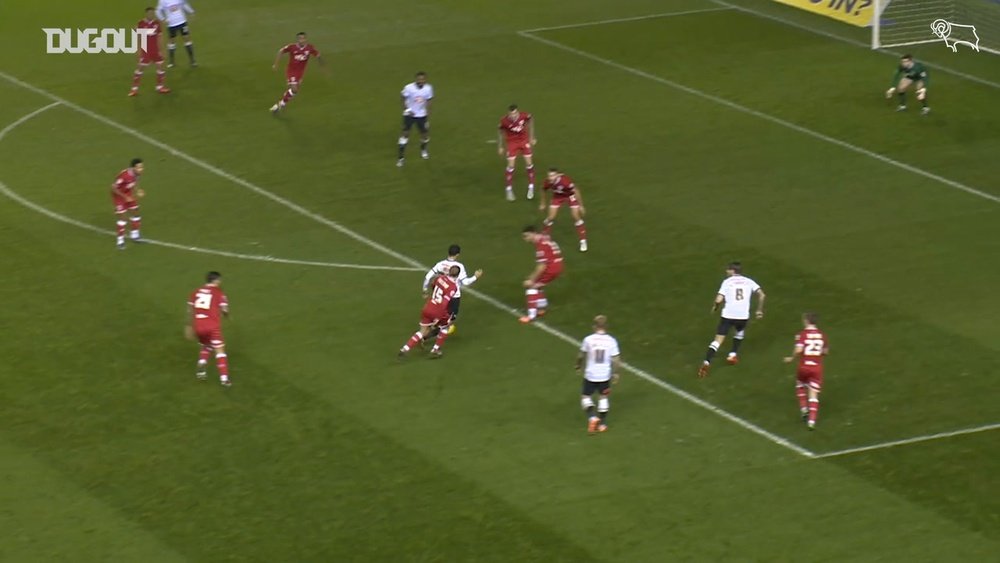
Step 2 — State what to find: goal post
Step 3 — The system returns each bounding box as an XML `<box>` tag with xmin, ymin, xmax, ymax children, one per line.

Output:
<box><xmin>872</xmin><ymin>0</ymin><xmax>1000</xmax><ymax>54</ymax></box>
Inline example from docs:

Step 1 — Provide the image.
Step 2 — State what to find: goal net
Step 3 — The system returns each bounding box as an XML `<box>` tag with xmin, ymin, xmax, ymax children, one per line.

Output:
<box><xmin>873</xmin><ymin>0</ymin><xmax>1000</xmax><ymax>54</ymax></box>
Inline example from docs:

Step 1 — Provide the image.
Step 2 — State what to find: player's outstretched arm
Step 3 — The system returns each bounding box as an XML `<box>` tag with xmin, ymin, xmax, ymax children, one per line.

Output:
<box><xmin>754</xmin><ymin>290</ymin><xmax>766</xmax><ymax>319</ymax></box>
<box><xmin>272</xmin><ymin>49</ymin><xmax>285</xmax><ymax>70</ymax></box>
<box><xmin>611</xmin><ymin>355</ymin><xmax>622</xmax><ymax>384</ymax></box>
<box><xmin>783</xmin><ymin>343</ymin><xmax>803</xmax><ymax>363</ymax></box>
<box><xmin>462</xmin><ymin>269</ymin><xmax>483</xmax><ymax>286</ymax></box>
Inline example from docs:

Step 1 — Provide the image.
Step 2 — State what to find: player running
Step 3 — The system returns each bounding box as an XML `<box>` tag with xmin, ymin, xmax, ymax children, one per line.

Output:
<box><xmin>129</xmin><ymin>7</ymin><xmax>171</xmax><ymax>97</ymax></box>
<box><xmin>784</xmin><ymin>313</ymin><xmax>828</xmax><ymax>430</ymax></box>
<box><xmin>577</xmin><ymin>315</ymin><xmax>622</xmax><ymax>434</ymax></box>
<box><xmin>698</xmin><ymin>262</ymin><xmax>766</xmax><ymax>378</ymax></box>
<box><xmin>540</xmin><ymin>167</ymin><xmax>588</xmax><ymax>252</ymax></box>
<box><xmin>396</xmin><ymin>71</ymin><xmax>434</xmax><ymax>167</ymax></box>
<box><xmin>400</xmin><ymin>265</ymin><xmax>481</xmax><ymax>359</ymax></box>
<box><xmin>520</xmin><ymin>225</ymin><xmax>563</xmax><ymax>324</ymax></box>
<box><xmin>155</xmin><ymin>0</ymin><xmax>197</xmax><ymax>68</ymax></box>
<box><xmin>422</xmin><ymin>245</ymin><xmax>481</xmax><ymax>336</ymax></box>
<box><xmin>498</xmin><ymin>104</ymin><xmax>537</xmax><ymax>201</ymax></box>
<box><xmin>185</xmin><ymin>271</ymin><xmax>231</xmax><ymax>387</ymax></box>
<box><xmin>271</xmin><ymin>32</ymin><xmax>322</xmax><ymax>114</ymax></box>
<box><xmin>111</xmin><ymin>158</ymin><xmax>146</xmax><ymax>250</ymax></box>
<box><xmin>886</xmin><ymin>54</ymin><xmax>930</xmax><ymax>114</ymax></box>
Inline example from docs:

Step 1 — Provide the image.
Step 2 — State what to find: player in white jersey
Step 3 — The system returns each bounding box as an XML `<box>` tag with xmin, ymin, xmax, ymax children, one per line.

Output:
<box><xmin>155</xmin><ymin>0</ymin><xmax>197</xmax><ymax>67</ymax></box>
<box><xmin>422</xmin><ymin>244</ymin><xmax>481</xmax><ymax>336</ymax></box>
<box><xmin>396</xmin><ymin>71</ymin><xmax>434</xmax><ymax>167</ymax></box>
<box><xmin>698</xmin><ymin>262</ymin><xmax>766</xmax><ymax>378</ymax></box>
<box><xmin>577</xmin><ymin>315</ymin><xmax>622</xmax><ymax>434</ymax></box>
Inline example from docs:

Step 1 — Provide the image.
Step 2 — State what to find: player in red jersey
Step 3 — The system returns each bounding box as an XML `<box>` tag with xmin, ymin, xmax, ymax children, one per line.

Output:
<box><xmin>540</xmin><ymin>167</ymin><xmax>588</xmax><ymax>252</ymax></box>
<box><xmin>271</xmin><ymin>31</ymin><xmax>322</xmax><ymax>114</ymax></box>
<box><xmin>784</xmin><ymin>312</ymin><xmax>828</xmax><ymax>430</ymax></box>
<box><xmin>519</xmin><ymin>225</ymin><xmax>563</xmax><ymax>323</ymax></box>
<box><xmin>399</xmin><ymin>265</ymin><xmax>481</xmax><ymax>359</ymax></box>
<box><xmin>497</xmin><ymin>104</ymin><xmax>537</xmax><ymax>202</ymax></box>
<box><xmin>185</xmin><ymin>271</ymin><xmax>232</xmax><ymax>386</ymax></box>
<box><xmin>129</xmin><ymin>7</ymin><xmax>171</xmax><ymax>97</ymax></box>
<box><xmin>111</xmin><ymin>158</ymin><xmax>146</xmax><ymax>250</ymax></box>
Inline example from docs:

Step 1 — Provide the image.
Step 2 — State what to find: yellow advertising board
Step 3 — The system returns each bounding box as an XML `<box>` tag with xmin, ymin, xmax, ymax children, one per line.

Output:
<box><xmin>772</xmin><ymin>0</ymin><xmax>875</xmax><ymax>27</ymax></box>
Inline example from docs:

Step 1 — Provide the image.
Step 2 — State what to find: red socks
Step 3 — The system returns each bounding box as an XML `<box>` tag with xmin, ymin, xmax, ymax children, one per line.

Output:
<box><xmin>504</xmin><ymin>167</ymin><xmax>514</xmax><ymax>189</ymax></box>
<box><xmin>526</xmin><ymin>164</ymin><xmax>536</xmax><ymax>186</ymax></box>
<box><xmin>574</xmin><ymin>219</ymin><xmax>587</xmax><ymax>242</ymax></box>
<box><xmin>796</xmin><ymin>385</ymin><xmax>808</xmax><ymax>411</ymax></box>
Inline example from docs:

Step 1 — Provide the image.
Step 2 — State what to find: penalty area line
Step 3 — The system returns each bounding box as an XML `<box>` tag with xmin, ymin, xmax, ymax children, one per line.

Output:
<box><xmin>0</xmin><ymin>179</ymin><xmax>421</xmax><ymax>272</ymax></box>
<box><xmin>519</xmin><ymin>6</ymin><xmax>733</xmax><ymax>33</ymax></box>
<box><xmin>0</xmin><ymin>103</ymin><xmax>420</xmax><ymax>273</ymax></box>
<box><xmin>813</xmin><ymin>422</ymin><xmax>1000</xmax><ymax>459</ymax></box>
<box><xmin>0</xmin><ymin>72</ymin><xmax>816</xmax><ymax>459</ymax></box>
<box><xmin>516</xmin><ymin>31</ymin><xmax>1000</xmax><ymax>206</ymax></box>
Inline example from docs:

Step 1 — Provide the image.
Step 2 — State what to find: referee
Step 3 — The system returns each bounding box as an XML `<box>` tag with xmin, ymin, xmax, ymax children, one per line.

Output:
<box><xmin>397</xmin><ymin>71</ymin><xmax>434</xmax><ymax>167</ymax></box>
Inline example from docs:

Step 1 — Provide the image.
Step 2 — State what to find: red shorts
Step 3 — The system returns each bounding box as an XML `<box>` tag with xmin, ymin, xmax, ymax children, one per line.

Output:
<box><xmin>506</xmin><ymin>141</ymin><xmax>533</xmax><ymax>158</ymax></box>
<box><xmin>139</xmin><ymin>51</ymin><xmax>163</xmax><ymax>65</ymax></box>
<box><xmin>419</xmin><ymin>306</ymin><xmax>450</xmax><ymax>328</ymax></box>
<box><xmin>113</xmin><ymin>196</ymin><xmax>139</xmax><ymax>214</ymax></box>
<box><xmin>287</xmin><ymin>72</ymin><xmax>304</xmax><ymax>86</ymax></box>
<box><xmin>796</xmin><ymin>366</ymin><xmax>823</xmax><ymax>391</ymax></box>
<box><xmin>195</xmin><ymin>324</ymin><xmax>224</xmax><ymax>348</ymax></box>
<box><xmin>550</xmin><ymin>194</ymin><xmax>580</xmax><ymax>209</ymax></box>
<box><xmin>536</xmin><ymin>264</ymin><xmax>563</xmax><ymax>287</ymax></box>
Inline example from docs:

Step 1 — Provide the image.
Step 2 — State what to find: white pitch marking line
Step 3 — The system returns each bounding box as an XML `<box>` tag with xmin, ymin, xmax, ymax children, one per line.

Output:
<box><xmin>0</xmin><ymin>103</ymin><xmax>420</xmax><ymax>273</ymax></box>
<box><xmin>814</xmin><ymin>422</ymin><xmax>1000</xmax><ymax>459</ymax></box>
<box><xmin>0</xmin><ymin>71</ymin><xmax>816</xmax><ymax>459</ymax></box>
<box><xmin>709</xmin><ymin>0</ymin><xmax>1000</xmax><ymax>91</ymax></box>
<box><xmin>516</xmin><ymin>31</ymin><xmax>1000</xmax><ymax>205</ymax></box>
<box><xmin>519</xmin><ymin>6</ymin><xmax>733</xmax><ymax>34</ymax></box>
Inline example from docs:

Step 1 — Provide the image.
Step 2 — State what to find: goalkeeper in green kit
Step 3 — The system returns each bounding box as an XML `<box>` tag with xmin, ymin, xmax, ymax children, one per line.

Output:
<box><xmin>886</xmin><ymin>54</ymin><xmax>930</xmax><ymax>115</ymax></box>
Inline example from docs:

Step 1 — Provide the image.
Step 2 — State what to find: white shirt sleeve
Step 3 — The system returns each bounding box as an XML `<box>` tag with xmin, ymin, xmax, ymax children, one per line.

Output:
<box><xmin>156</xmin><ymin>0</ymin><xmax>167</xmax><ymax>20</ymax></box>
<box><xmin>610</xmin><ymin>338</ymin><xmax>621</xmax><ymax>357</ymax></box>
<box><xmin>422</xmin><ymin>268</ymin><xmax>436</xmax><ymax>290</ymax></box>
<box><xmin>717</xmin><ymin>281</ymin><xmax>727</xmax><ymax>296</ymax></box>
<box><xmin>580</xmin><ymin>338</ymin><xmax>589</xmax><ymax>353</ymax></box>
<box><xmin>426</xmin><ymin>85</ymin><xmax>434</xmax><ymax>99</ymax></box>
<box><xmin>185</xmin><ymin>2</ymin><xmax>195</xmax><ymax>14</ymax></box>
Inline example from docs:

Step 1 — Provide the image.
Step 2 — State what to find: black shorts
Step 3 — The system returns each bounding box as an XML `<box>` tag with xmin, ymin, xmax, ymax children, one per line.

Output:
<box><xmin>402</xmin><ymin>115</ymin><xmax>428</xmax><ymax>133</ymax></box>
<box><xmin>168</xmin><ymin>23</ymin><xmax>191</xmax><ymax>38</ymax></box>
<box><xmin>716</xmin><ymin>317</ymin><xmax>748</xmax><ymax>336</ymax></box>
<box><xmin>582</xmin><ymin>378</ymin><xmax>611</xmax><ymax>396</ymax></box>
<box><xmin>447</xmin><ymin>296</ymin><xmax>460</xmax><ymax>318</ymax></box>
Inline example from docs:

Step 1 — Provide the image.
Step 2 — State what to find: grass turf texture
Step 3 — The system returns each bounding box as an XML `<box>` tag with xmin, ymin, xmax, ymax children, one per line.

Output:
<box><xmin>1</xmin><ymin>0</ymin><xmax>998</xmax><ymax>560</ymax></box>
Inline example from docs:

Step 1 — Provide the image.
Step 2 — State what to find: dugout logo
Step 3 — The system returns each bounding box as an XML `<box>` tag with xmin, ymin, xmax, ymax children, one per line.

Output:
<box><xmin>43</xmin><ymin>28</ymin><xmax>154</xmax><ymax>54</ymax></box>
<box><xmin>930</xmin><ymin>20</ymin><xmax>981</xmax><ymax>52</ymax></box>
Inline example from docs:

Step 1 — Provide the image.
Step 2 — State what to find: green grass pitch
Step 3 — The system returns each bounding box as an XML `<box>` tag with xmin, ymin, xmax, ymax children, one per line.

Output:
<box><xmin>1</xmin><ymin>0</ymin><xmax>998</xmax><ymax>560</ymax></box>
